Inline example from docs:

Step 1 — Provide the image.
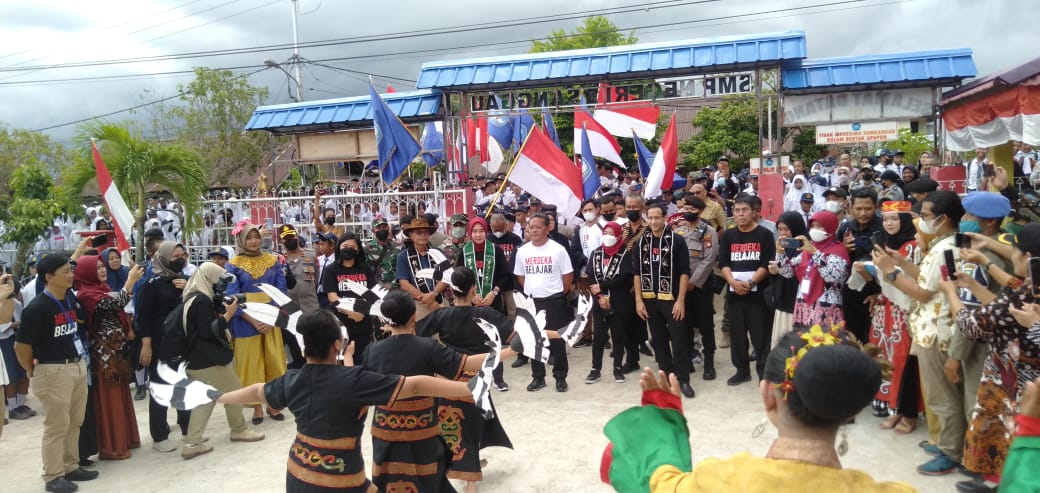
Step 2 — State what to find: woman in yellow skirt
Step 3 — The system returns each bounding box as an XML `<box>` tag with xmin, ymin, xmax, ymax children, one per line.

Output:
<box><xmin>224</xmin><ymin>222</ymin><xmax>288</xmax><ymax>424</ymax></box>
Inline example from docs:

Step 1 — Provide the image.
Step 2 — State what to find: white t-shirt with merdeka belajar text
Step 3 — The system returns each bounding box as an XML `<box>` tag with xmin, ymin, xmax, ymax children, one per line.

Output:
<box><xmin>513</xmin><ymin>240</ymin><xmax>573</xmax><ymax>299</ymax></box>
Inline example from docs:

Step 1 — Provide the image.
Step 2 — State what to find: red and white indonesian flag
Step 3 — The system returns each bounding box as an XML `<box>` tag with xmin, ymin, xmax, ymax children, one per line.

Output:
<box><xmin>643</xmin><ymin>113</ymin><xmax>678</xmax><ymax>199</ymax></box>
<box><xmin>91</xmin><ymin>141</ymin><xmax>135</xmax><ymax>251</ymax></box>
<box><xmin>943</xmin><ymin>85</ymin><xmax>1040</xmax><ymax>151</ymax></box>
<box><xmin>510</xmin><ymin>128</ymin><xmax>583</xmax><ymax>218</ymax></box>
<box><xmin>573</xmin><ymin>110</ymin><xmax>625</xmax><ymax>168</ymax></box>
<box><xmin>593</xmin><ymin>106</ymin><xmax>660</xmax><ymax>140</ymax></box>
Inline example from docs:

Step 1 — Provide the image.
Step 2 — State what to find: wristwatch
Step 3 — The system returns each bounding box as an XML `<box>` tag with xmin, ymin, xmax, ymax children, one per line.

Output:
<box><xmin>885</xmin><ymin>269</ymin><xmax>901</xmax><ymax>282</ymax></box>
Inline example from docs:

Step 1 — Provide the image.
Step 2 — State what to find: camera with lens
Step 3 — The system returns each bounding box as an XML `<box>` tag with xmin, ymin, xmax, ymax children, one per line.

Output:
<box><xmin>212</xmin><ymin>273</ymin><xmax>247</xmax><ymax>315</ymax></box>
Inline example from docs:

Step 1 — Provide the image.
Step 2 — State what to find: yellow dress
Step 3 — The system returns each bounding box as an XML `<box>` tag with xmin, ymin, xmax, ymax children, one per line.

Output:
<box><xmin>651</xmin><ymin>454</ymin><xmax>916</xmax><ymax>493</ymax></box>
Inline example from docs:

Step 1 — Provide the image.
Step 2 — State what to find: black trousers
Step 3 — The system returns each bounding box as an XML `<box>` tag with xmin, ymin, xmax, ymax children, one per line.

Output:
<box><xmin>531</xmin><ymin>296</ymin><xmax>569</xmax><ymax>381</ymax></box>
<box><xmin>728</xmin><ymin>297</ymin><xmax>773</xmax><ymax>379</ymax></box>
<box><xmin>148</xmin><ymin>358</ymin><xmax>191</xmax><ymax>442</ymax></box>
<box><xmin>79</xmin><ymin>382</ymin><xmax>97</xmax><ymax>460</ymax></box>
<box><xmin>646</xmin><ymin>298</ymin><xmax>691</xmax><ymax>384</ymax></box>
<box><xmin>591</xmin><ymin>306</ymin><xmax>634</xmax><ymax>371</ymax></box>
<box><xmin>897</xmin><ymin>355</ymin><xmax>923</xmax><ymax>417</ymax></box>
<box><xmin>686</xmin><ymin>287</ymin><xmax>716</xmax><ymax>355</ymax></box>
<box><xmin>842</xmin><ymin>284</ymin><xmax>876</xmax><ymax>343</ymax></box>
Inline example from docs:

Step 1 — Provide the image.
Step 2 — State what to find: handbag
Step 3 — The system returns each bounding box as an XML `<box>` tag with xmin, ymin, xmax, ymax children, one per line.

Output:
<box><xmin>762</xmin><ymin>275</ymin><xmax>783</xmax><ymax>309</ymax></box>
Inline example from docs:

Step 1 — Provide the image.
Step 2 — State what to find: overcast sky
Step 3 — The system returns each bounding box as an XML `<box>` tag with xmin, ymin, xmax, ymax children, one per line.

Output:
<box><xmin>0</xmin><ymin>0</ymin><xmax>1033</xmax><ymax>142</ymax></box>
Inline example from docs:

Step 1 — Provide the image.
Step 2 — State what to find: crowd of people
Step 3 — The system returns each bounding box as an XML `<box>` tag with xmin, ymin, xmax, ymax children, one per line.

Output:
<box><xmin>2</xmin><ymin>142</ymin><xmax>1040</xmax><ymax>493</ymax></box>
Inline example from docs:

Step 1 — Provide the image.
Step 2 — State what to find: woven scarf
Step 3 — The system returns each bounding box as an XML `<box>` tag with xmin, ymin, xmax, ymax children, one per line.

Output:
<box><xmin>638</xmin><ymin>228</ymin><xmax>674</xmax><ymax>301</ymax></box>
<box><xmin>406</xmin><ymin>245</ymin><xmax>433</xmax><ymax>293</ymax></box>
<box><xmin>463</xmin><ymin>240</ymin><xmax>495</xmax><ymax>297</ymax></box>
<box><xmin>592</xmin><ymin>247</ymin><xmax>624</xmax><ymax>284</ymax></box>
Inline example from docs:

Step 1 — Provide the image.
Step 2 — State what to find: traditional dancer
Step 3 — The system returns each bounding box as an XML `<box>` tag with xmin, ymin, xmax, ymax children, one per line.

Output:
<box><xmin>417</xmin><ymin>268</ymin><xmax>515</xmax><ymax>492</ymax></box>
<box><xmin>216</xmin><ymin>309</ymin><xmax>475</xmax><ymax>493</ymax></box>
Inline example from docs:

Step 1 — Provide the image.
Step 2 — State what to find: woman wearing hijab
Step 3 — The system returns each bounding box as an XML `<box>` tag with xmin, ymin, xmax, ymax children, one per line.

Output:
<box><xmin>224</xmin><ymin>223</ymin><xmax>288</xmax><ymax>424</ymax></box>
<box><xmin>100</xmin><ymin>248</ymin><xmax>128</xmax><ymax>292</ymax></box>
<box><xmin>775</xmin><ymin>211</ymin><xmax>850</xmax><ymax>327</ymax></box>
<box><xmin>767</xmin><ymin>212</ymin><xmax>810</xmax><ymax>348</ymax></box>
<box><xmin>601</xmin><ymin>327</ymin><xmax>914</xmax><ymax>492</ymax></box>
<box><xmin>862</xmin><ymin>201</ymin><xmax>922</xmax><ymax>431</ymax></box>
<box><xmin>901</xmin><ymin>165</ymin><xmax>920</xmax><ymax>187</ymax></box>
<box><xmin>135</xmin><ymin>241</ymin><xmax>193</xmax><ymax>452</ymax></box>
<box><xmin>74</xmin><ymin>255</ymin><xmax>144</xmax><ymax>459</ymax></box>
<box><xmin>181</xmin><ymin>262</ymin><xmax>265</xmax><ymax>459</ymax></box>
<box><xmin>783</xmin><ymin>175</ymin><xmax>812</xmax><ymax>212</ymax></box>
<box><xmin>455</xmin><ymin>217</ymin><xmax>508</xmax><ymax>314</ymax></box>
<box><xmin>584</xmin><ymin>221</ymin><xmax>639</xmax><ymax>384</ymax></box>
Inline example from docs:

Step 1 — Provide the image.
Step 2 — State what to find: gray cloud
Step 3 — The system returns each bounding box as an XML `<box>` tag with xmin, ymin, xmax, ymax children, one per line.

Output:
<box><xmin>0</xmin><ymin>0</ymin><xmax>1033</xmax><ymax>140</ymax></box>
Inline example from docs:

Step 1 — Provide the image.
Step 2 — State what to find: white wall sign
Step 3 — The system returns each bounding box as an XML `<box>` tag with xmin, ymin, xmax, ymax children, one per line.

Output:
<box><xmin>815</xmin><ymin>121</ymin><xmax>907</xmax><ymax>145</ymax></box>
<box><xmin>783</xmin><ymin>87</ymin><xmax>933</xmax><ymax>126</ymax></box>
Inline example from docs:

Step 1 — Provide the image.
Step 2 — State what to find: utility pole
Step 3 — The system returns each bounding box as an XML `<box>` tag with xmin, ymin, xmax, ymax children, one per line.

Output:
<box><xmin>289</xmin><ymin>0</ymin><xmax>304</xmax><ymax>102</ymax></box>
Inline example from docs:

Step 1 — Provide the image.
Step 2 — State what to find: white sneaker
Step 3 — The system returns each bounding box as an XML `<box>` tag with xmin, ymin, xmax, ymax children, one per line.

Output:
<box><xmin>152</xmin><ymin>439</ymin><xmax>178</xmax><ymax>453</ymax></box>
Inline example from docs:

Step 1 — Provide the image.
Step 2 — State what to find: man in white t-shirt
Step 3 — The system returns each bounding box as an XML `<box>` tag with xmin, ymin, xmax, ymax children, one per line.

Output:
<box><xmin>514</xmin><ymin>213</ymin><xmax>574</xmax><ymax>393</ymax></box>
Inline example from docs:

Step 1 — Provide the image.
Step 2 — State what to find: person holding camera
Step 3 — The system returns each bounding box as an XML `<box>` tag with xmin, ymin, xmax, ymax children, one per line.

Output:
<box><xmin>773</xmin><ymin>210</ymin><xmax>849</xmax><ymax>328</ymax></box>
<box><xmin>181</xmin><ymin>262</ymin><xmax>265</xmax><ymax>460</ymax></box>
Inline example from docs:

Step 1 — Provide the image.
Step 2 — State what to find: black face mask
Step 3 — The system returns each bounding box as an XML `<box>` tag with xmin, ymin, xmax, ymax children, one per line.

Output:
<box><xmin>340</xmin><ymin>248</ymin><xmax>357</xmax><ymax>261</ymax></box>
<box><xmin>283</xmin><ymin>238</ymin><xmax>299</xmax><ymax>251</ymax></box>
<box><xmin>683</xmin><ymin>212</ymin><xmax>700</xmax><ymax>223</ymax></box>
<box><xmin>168</xmin><ymin>259</ymin><xmax>187</xmax><ymax>273</ymax></box>
<box><xmin>862</xmin><ymin>174</ymin><xmax>874</xmax><ymax>181</ymax></box>
<box><xmin>324</xmin><ymin>216</ymin><xmax>336</xmax><ymax>226</ymax></box>
<box><xmin>626</xmin><ymin>210</ymin><xmax>641</xmax><ymax>222</ymax></box>
<box><xmin>374</xmin><ymin>230</ymin><xmax>390</xmax><ymax>241</ymax></box>
<box><xmin>602</xmin><ymin>212</ymin><xmax>616</xmax><ymax>221</ymax></box>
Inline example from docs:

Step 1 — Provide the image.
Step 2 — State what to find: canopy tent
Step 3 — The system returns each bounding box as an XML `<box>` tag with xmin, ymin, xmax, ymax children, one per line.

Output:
<box><xmin>941</xmin><ymin>56</ymin><xmax>1040</xmax><ymax>151</ymax></box>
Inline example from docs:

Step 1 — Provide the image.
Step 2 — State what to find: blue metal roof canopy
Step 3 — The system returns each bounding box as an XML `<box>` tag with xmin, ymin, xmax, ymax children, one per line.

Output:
<box><xmin>245</xmin><ymin>89</ymin><xmax>443</xmax><ymax>135</ymax></box>
<box><xmin>416</xmin><ymin>30</ymin><xmax>807</xmax><ymax>90</ymax></box>
<box><xmin>781</xmin><ymin>48</ymin><xmax>976</xmax><ymax>93</ymax></box>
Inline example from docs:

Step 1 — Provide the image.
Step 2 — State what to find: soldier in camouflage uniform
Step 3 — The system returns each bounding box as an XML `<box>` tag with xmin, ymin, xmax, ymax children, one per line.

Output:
<box><xmin>366</xmin><ymin>217</ymin><xmax>400</xmax><ymax>288</ymax></box>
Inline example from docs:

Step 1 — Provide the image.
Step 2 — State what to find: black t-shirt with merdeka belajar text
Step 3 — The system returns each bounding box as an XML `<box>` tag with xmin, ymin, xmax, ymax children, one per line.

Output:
<box><xmin>16</xmin><ymin>291</ymin><xmax>85</xmax><ymax>362</ymax></box>
<box><xmin>717</xmin><ymin>225</ymin><xmax>775</xmax><ymax>303</ymax></box>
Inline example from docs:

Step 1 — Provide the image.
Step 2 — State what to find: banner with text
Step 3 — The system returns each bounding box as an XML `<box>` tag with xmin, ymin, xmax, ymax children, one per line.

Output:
<box><xmin>815</xmin><ymin>121</ymin><xmax>907</xmax><ymax>145</ymax></box>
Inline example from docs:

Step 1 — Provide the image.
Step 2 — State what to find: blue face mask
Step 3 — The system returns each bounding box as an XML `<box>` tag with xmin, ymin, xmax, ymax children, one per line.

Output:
<box><xmin>959</xmin><ymin>219</ymin><xmax>982</xmax><ymax>234</ymax></box>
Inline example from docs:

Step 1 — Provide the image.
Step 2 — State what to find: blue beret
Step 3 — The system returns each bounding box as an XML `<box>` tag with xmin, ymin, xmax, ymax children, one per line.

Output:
<box><xmin>962</xmin><ymin>192</ymin><xmax>1011</xmax><ymax>219</ymax></box>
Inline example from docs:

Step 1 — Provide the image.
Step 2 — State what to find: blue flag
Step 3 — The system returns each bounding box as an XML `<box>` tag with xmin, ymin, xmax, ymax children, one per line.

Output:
<box><xmin>580</xmin><ymin>123</ymin><xmax>599</xmax><ymax>200</ymax></box>
<box><xmin>511</xmin><ymin>109</ymin><xmax>535</xmax><ymax>153</ymax></box>
<box><xmin>487</xmin><ymin>115</ymin><xmax>513</xmax><ymax>151</ymax></box>
<box><xmin>369</xmin><ymin>83</ymin><xmax>421</xmax><ymax>184</ymax></box>
<box><xmin>542</xmin><ymin>104</ymin><xmax>559</xmax><ymax>148</ymax></box>
<box><xmin>632</xmin><ymin>130</ymin><xmax>654</xmax><ymax>179</ymax></box>
<box><xmin>420</xmin><ymin>122</ymin><xmax>443</xmax><ymax>168</ymax></box>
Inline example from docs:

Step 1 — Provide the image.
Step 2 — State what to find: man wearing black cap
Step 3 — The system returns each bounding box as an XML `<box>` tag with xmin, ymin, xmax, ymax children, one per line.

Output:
<box><xmin>207</xmin><ymin>247</ymin><xmax>231</xmax><ymax>268</ymax></box>
<box><xmin>906</xmin><ymin>178</ymin><xmax>939</xmax><ymax>204</ymax></box>
<box><xmin>878</xmin><ymin>170</ymin><xmax>905</xmax><ymax>202</ymax></box>
<box><xmin>798</xmin><ymin>192</ymin><xmax>816</xmax><ymax>228</ymax></box>
<box><xmin>15</xmin><ymin>255</ymin><xmax>99</xmax><ymax>492</ymax></box>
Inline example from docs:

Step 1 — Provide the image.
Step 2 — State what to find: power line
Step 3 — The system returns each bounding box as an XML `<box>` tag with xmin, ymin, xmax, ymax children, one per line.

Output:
<box><xmin>1</xmin><ymin>0</ymin><xmax>901</xmax><ymax>87</ymax></box>
<box><xmin>0</xmin><ymin>0</ymin><xmax>718</xmax><ymax>73</ymax></box>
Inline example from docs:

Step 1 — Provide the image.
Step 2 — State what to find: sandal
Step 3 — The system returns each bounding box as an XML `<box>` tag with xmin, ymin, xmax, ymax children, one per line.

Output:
<box><xmin>894</xmin><ymin>418</ymin><xmax>917</xmax><ymax>434</ymax></box>
<box><xmin>880</xmin><ymin>415</ymin><xmax>902</xmax><ymax>430</ymax></box>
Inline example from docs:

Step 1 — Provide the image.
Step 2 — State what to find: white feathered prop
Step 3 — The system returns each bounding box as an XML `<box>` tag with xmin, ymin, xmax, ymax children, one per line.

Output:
<box><xmin>335</xmin><ymin>280</ymin><xmax>389</xmax><ymax>320</ymax></box>
<box><xmin>470</xmin><ymin>318</ymin><xmax>502</xmax><ymax>419</ymax></box>
<box><xmin>241</xmin><ymin>283</ymin><xmax>305</xmax><ymax>351</ymax></box>
<box><xmin>511</xmin><ymin>292</ymin><xmax>550</xmax><ymax>363</ymax></box>
<box><xmin>149</xmin><ymin>362</ymin><xmax>223</xmax><ymax>411</ymax></box>
<box><xmin>557</xmin><ymin>293</ymin><xmax>593</xmax><ymax>347</ymax></box>
<box><xmin>414</xmin><ymin>248</ymin><xmax>454</xmax><ymax>287</ymax></box>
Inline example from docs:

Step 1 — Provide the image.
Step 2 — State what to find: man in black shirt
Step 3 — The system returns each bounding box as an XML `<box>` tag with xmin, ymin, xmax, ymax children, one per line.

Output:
<box><xmin>15</xmin><ymin>255</ymin><xmax>99</xmax><ymax>493</ymax></box>
<box><xmin>835</xmin><ymin>188</ymin><xmax>883</xmax><ymax>343</ymax></box>
<box><xmin>634</xmin><ymin>204</ymin><xmax>693</xmax><ymax>398</ymax></box>
<box><xmin>717</xmin><ymin>195</ymin><xmax>776</xmax><ymax>385</ymax></box>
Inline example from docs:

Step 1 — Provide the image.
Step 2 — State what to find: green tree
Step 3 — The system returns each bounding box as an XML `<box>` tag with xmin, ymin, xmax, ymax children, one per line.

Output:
<box><xmin>530</xmin><ymin>16</ymin><xmax>636</xmax><ymax>53</ymax></box>
<box><xmin>0</xmin><ymin>163</ymin><xmax>77</xmax><ymax>278</ymax></box>
<box><xmin>879</xmin><ymin>128</ymin><xmax>932</xmax><ymax>162</ymax></box>
<box><xmin>165</xmin><ymin>68</ymin><xmax>272</xmax><ymax>186</ymax></box>
<box><xmin>0</xmin><ymin>125</ymin><xmax>71</xmax><ymax>200</ymax></box>
<box><xmin>61</xmin><ymin>123</ymin><xmax>208</xmax><ymax>260</ymax></box>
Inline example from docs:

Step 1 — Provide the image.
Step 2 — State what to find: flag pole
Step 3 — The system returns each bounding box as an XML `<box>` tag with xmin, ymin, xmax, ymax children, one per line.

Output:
<box><xmin>483</xmin><ymin>127</ymin><xmax>536</xmax><ymax>220</ymax></box>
